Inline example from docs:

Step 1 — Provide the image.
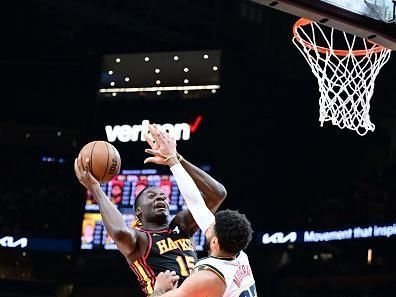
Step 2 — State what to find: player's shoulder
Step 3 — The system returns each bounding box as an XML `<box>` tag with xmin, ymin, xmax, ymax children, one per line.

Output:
<box><xmin>134</xmin><ymin>227</ymin><xmax>157</xmax><ymax>246</ymax></box>
<box><xmin>125</xmin><ymin>228</ymin><xmax>150</xmax><ymax>264</ymax></box>
<box><xmin>237</xmin><ymin>250</ymin><xmax>251</xmax><ymax>262</ymax></box>
<box><xmin>194</xmin><ymin>259</ymin><xmax>226</xmax><ymax>284</ymax></box>
<box><xmin>134</xmin><ymin>226</ymin><xmax>149</xmax><ymax>235</ymax></box>
<box><xmin>195</xmin><ymin>256</ymin><xmax>210</xmax><ymax>266</ymax></box>
<box><xmin>196</xmin><ymin>251</ymin><xmax>250</xmax><ymax>272</ymax></box>
<box><xmin>183</xmin><ymin>267</ymin><xmax>226</xmax><ymax>296</ymax></box>
<box><xmin>194</xmin><ymin>268</ymin><xmax>226</xmax><ymax>283</ymax></box>
<box><xmin>237</xmin><ymin>250</ymin><xmax>248</xmax><ymax>258</ymax></box>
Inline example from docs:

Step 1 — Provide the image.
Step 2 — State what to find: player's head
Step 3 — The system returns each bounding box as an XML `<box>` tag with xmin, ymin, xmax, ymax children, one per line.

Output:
<box><xmin>205</xmin><ymin>210</ymin><xmax>253</xmax><ymax>256</ymax></box>
<box><xmin>134</xmin><ymin>186</ymin><xmax>170</xmax><ymax>226</ymax></box>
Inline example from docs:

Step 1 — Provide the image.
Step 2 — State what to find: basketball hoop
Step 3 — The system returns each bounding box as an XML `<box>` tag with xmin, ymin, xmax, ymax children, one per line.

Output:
<box><xmin>292</xmin><ymin>18</ymin><xmax>392</xmax><ymax>136</ymax></box>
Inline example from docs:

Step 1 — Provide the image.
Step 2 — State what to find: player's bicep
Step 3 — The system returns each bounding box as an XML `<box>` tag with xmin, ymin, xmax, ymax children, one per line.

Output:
<box><xmin>162</xmin><ymin>270</ymin><xmax>226</xmax><ymax>297</ymax></box>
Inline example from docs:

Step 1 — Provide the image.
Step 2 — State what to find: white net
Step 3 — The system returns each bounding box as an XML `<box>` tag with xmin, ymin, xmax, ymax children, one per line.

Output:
<box><xmin>293</xmin><ymin>20</ymin><xmax>392</xmax><ymax>136</ymax></box>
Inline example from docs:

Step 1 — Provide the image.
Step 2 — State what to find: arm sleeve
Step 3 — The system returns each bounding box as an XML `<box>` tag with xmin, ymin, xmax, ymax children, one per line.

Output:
<box><xmin>170</xmin><ymin>163</ymin><xmax>215</xmax><ymax>234</ymax></box>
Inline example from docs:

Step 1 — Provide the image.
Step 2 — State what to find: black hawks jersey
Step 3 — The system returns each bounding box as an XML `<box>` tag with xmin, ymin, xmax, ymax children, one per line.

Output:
<box><xmin>130</xmin><ymin>222</ymin><xmax>198</xmax><ymax>296</ymax></box>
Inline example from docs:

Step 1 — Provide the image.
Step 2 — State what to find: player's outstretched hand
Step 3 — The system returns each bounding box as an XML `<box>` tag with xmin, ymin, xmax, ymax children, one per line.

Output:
<box><xmin>144</xmin><ymin>124</ymin><xmax>178</xmax><ymax>165</ymax></box>
<box><xmin>74</xmin><ymin>155</ymin><xmax>100</xmax><ymax>189</ymax></box>
<box><xmin>154</xmin><ymin>270</ymin><xmax>180</xmax><ymax>292</ymax></box>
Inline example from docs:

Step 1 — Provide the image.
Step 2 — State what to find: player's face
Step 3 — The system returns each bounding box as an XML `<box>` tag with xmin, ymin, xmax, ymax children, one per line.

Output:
<box><xmin>140</xmin><ymin>187</ymin><xmax>170</xmax><ymax>224</ymax></box>
<box><xmin>204</xmin><ymin>223</ymin><xmax>216</xmax><ymax>255</ymax></box>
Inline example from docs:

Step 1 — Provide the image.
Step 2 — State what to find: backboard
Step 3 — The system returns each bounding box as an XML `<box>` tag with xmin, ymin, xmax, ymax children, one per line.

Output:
<box><xmin>251</xmin><ymin>0</ymin><xmax>396</xmax><ymax>49</ymax></box>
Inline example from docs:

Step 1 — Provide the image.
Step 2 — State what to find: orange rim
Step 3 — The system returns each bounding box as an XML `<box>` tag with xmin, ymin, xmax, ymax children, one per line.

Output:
<box><xmin>293</xmin><ymin>18</ymin><xmax>386</xmax><ymax>56</ymax></box>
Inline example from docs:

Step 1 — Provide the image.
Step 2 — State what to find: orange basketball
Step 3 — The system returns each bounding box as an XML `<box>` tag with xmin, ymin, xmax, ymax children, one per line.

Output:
<box><xmin>79</xmin><ymin>140</ymin><xmax>121</xmax><ymax>184</ymax></box>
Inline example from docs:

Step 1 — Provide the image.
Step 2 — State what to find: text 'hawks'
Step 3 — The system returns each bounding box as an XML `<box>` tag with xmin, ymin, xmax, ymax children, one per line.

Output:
<box><xmin>156</xmin><ymin>238</ymin><xmax>194</xmax><ymax>255</ymax></box>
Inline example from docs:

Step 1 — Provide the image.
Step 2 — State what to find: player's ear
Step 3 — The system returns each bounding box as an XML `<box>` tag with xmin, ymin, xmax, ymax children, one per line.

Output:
<box><xmin>136</xmin><ymin>207</ymin><xmax>142</xmax><ymax>216</ymax></box>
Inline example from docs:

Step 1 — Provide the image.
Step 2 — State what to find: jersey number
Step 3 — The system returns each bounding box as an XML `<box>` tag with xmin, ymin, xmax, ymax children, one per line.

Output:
<box><xmin>176</xmin><ymin>255</ymin><xmax>196</xmax><ymax>277</ymax></box>
<box><xmin>239</xmin><ymin>284</ymin><xmax>257</xmax><ymax>297</ymax></box>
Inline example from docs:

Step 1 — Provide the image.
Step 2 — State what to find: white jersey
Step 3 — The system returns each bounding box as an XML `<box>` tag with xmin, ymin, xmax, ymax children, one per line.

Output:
<box><xmin>193</xmin><ymin>251</ymin><xmax>257</xmax><ymax>297</ymax></box>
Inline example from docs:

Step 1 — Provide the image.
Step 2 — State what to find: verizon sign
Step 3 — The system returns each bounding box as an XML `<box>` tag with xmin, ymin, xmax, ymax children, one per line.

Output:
<box><xmin>0</xmin><ymin>236</ymin><xmax>28</xmax><ymax>248</ymax></box>
<box><xmin>105</xmin><ymin>119</ymin><xmax>197</xmax><ymax>143</ymax></box>
<box><xmin>262</xmin><ymin>232</ymin><xmax>297</xmax><ymax>245</ymax></box>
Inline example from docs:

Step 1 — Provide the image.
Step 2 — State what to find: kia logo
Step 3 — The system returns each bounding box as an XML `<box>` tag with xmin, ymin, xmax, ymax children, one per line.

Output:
<box><xmin>262</xmin><ymin>232</ymin><xmax>297</xmax><ymax>244</ymax></box>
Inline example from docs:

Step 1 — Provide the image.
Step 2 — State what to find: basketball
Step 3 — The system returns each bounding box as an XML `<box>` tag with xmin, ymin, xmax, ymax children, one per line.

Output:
<box><xmin>78</xmin><ymin>140</ymin><xmax>121</xmax><ymax>184</ymax></box>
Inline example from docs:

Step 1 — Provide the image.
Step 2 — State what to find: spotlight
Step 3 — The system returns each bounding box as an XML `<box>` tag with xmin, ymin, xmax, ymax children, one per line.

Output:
<box><xmin>108</xmin><ymin>70</ymin><xmax>113</xmax><ymax>75</ymax></box>
<box><xmin>156</xmin><ymin>80</ymin><xmax>161</xmax><ymax>85</ymax></box>
<box><xmin>112</xmin><ymin>92</ymin><xmax>117</xmax><ymax>96</ymax></box>
<box><xmin>144</xmin><ymin>57</ymin><xmax>150</xmax><ymax>62</ymax></box>
<box><xmin>157</xmin><ymin>91</ymin><xmax>161</xmax><ymax>95</ymax></box>
<box><xmin>174</xmin><ymin>55</ymin><xmax>179</xmax><ymax>61</ymax></box>
<box><xmin>213</xmin><ymin>66</ymin><xmax>218</xmax><ymax>71</ymax></box>
<box><xmin>116</xmin><ymin>58</ymin><xmax>121</xmax><ymax>63</ymax></box>
<box><xmin>110</xmin><ymin>82</ymin><xmax>115</xmax><ymax>86</ymax></box>
<box><xmin>184</xmin><ymin>68</ymin><xmax>189</xmax><ymax>72</ymax></box>
<box><xmin>203</xmin><ymin>54</ymin><xmax>209</xmax><ymax>59</ymax></box>
<box><xmin>155</xmin><ymin>68</ymin><xmax>160</xmax><ymax>73</ymax></box>
<box><xmin>125</xmin><ymin>77</ymin><xmax>130</xmax><ymax>82</ymax></box>
<box><xmin>184</xmin><ymin>79</ymin><xmax>189</xmax><ymax>84</ymax></box>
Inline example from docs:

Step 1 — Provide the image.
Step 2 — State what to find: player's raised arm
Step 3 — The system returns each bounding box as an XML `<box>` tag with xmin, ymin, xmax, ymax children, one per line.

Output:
<box><xmin>144</xmin><ymin>125</ymin><xmax>226</xmax><ymax>211</ymax></box>
<box><xmin>74</xmin><ymin>156</ymin><xmax>144</xmax><ymax>261</ymax></box>
<box><xmin>143</xmin><ymin>124</ymin><xmax>216</xmax><ymax>235</ymax></box>
<box><xmin>176</xmin><ymin>155</ymin><xmax>226</xmax><ymax>211</ymax></box>
<box><xmin>172</xmin><ymin>156</ymin><xmax>226</xmax><ymax>233</ymax></box>
<box><xmin>150</xmin><ymin>269</ymin><xmax>226</xmax><ymax>297</ymax></box>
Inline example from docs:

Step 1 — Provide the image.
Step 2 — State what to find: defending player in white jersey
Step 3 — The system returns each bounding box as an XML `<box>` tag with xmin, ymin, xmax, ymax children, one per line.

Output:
<box><xmin>143</xmin><ymin>124</ymin><xmax>256</xmax><ymax>297</ymax></box>
<box><xmin>150</xmin><ymin>210</ymin><xmax>256</xmax><ymax>297</ymax></box>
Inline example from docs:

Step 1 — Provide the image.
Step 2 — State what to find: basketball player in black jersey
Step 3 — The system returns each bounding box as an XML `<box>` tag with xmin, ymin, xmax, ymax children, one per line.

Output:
<box><xmin>74</xmin><ymin>124</ymin><xmax>226</xmax><ymax>296</ymax></box>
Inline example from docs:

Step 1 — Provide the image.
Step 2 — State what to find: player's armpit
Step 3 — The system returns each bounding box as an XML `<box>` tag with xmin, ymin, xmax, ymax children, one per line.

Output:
<box><xmin>153</xmin><ymin>270</ymin><xmax>226</xmax><ymax>297</ymax></box>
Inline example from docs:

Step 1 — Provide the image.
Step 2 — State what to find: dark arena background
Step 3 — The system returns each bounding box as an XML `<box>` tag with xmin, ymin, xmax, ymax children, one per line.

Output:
<box><xmin>2</xmin><ymin>1</ymin><xmax>396</xmax><ymax>296</ymax></box>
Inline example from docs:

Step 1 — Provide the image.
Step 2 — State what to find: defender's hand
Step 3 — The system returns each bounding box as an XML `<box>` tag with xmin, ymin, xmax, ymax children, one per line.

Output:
<box><xmin>74</xmin><ymin>156</ymin><xmax>100</xmax><ymax>189</ymax></box>
<box><xmin>154</xmin><ymin>270</ymin><xmax>180</xmax><ymax>292</ymax></box>
<box><xmin>144</xmin><ymin>124</ymin><xmax>178</xmax><ymax>165</ymax></box>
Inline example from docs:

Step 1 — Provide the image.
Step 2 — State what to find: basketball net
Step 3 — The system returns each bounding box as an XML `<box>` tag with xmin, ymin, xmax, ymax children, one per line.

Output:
<box><xmin>293</xmin><ymin>18</ymin><xmax>392</xmax><ymax>136</ymax></box>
